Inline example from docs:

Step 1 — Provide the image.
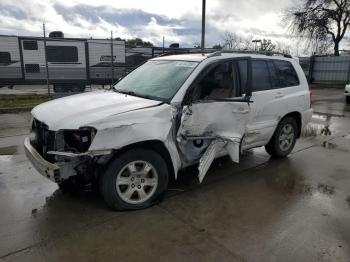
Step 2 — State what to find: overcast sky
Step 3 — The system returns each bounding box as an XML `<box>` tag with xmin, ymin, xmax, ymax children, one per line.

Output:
<box><xmin>0</xmin><ymin>0</ymin><xmax>300</xmax><ymax>49</ymax></box>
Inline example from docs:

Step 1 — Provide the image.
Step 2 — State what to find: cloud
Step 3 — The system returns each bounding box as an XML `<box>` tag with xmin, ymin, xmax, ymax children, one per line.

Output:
<box><xmin>1</xmin><ymin>0</ymin><xmax>329</xmax><ymax>54</ymax></box>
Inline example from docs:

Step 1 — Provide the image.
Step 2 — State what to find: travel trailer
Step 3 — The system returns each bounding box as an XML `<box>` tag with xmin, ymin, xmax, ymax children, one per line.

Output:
<box><xmin>0</xmin><ymin>35</ymin><xmax>126</xmax><ymax>92</ymax></box>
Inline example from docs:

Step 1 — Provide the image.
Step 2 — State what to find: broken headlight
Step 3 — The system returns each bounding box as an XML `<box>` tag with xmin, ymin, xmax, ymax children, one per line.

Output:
<box><xmin>63</xmin><ymin>127</ymin><xmax>97</xmax><ymax>153</ymax></box>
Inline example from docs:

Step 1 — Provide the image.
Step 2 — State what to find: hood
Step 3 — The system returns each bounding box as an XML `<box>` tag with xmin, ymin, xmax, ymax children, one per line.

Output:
<box><xmin>32</xmin><ymin>91</ymin><xmax>162</xmax><ymax>130</ymax></box>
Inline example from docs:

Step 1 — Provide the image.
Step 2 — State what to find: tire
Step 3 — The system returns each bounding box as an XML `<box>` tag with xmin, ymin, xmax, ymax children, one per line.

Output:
<box><xmin>346</xmin><ymin>96</ymin><xmax>350</xmax><ymax>104</ymax></box>
<box><xmin>58</xmin><ymin>178</ymin><xmax>78</xmax><ymax>193</ymax></box>
<box><xmin>53</xmin><ymin>84</ymin><xmax>66</xmax><ymax>93</ymax></box>
<box><xmin>70</xmin><ymin>85</ymin><xmax>82</xmax><ymax>93</ymax></box>
<box><xmin>99</xmin><ymin>149</ymin><xmax>169</xmax><ymax>211</ymax></box>
<box><xmin>265</xmin><ymin>117</ymin><xmax>298</xmax><ymax>158</ymax></box>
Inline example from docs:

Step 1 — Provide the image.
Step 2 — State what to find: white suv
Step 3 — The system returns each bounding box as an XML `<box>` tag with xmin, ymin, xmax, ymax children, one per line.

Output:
<box><xmin>25</xmin><ymin>52</ymin><xmax>313</xmax><ymax>210</ymax></box>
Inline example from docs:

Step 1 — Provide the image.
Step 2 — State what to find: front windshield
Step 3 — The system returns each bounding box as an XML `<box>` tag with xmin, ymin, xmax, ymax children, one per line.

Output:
<box><xmin>114</xmin><ymin>60</ymin><xmax>198</xmax><ymax>101</ymax></box>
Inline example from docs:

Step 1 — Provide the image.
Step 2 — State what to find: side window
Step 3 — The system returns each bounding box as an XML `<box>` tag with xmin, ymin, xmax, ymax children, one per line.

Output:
<box><xmin>46</xmin><ymin>46</ymin><xmax>78</xmax><ymax>63</ymax></box>
<box><xmin>274</xmin><ymin>61</ymin><xmax>300</xmax><ymax>87</ymax></box>
<box><xmin>195</xmin><ymin>61</ymin><xmax>235</xmax><ymax>100</ymax></box>
<box><xmin>267</xmin><ymin>61</ymin><xmax>280</xmax><ymax>89</ymax></box>
<box><xmin>252</xmin><ymin>60</ymin><xmax>271</xmax><ymax>92</ymax></box>
<box><xmin>0</xmin><ymin>52</ymin><xmax>11</xmax><ymax>64</ymax></box>
<box><xmin>23</xmin><ymin>40</ymin><xmax>38</xmax><ymax>50</ymax></box>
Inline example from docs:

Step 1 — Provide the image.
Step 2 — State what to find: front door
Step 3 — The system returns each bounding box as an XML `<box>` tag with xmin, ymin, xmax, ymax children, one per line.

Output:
<box><xmin>177</xmin><ymin>58</ymin><xmax>252</xmax><ymax>182</ymax></box>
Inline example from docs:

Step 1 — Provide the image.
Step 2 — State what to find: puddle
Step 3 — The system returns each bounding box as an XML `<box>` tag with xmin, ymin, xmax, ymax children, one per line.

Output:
<box><xmin>301</xmin><ymin>112</ymin><xmax>344</xmax><ymax>138</ymax></box>
<box><xmin>0</xmin><ymin>146</ymin><xmax>18</xmax><ymax>155</ymax></box>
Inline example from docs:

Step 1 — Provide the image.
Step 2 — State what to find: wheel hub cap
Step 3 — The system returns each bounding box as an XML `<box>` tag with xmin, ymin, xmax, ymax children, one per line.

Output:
<box><xmin>116</xmin><ymin>161</ymin><xmax>158</xmax><ymax>204</ymax></box>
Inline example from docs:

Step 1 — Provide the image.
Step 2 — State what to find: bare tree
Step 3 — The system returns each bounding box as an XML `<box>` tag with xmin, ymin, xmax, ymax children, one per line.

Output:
<box><xmin>222</xmin><ymin>32</ymin><xmax>241</xmax><ymax>49</ymax></box>
<box><xmin>260</xmin><ymin>39</ymin><xmax>276</xmax><ymax>52</ymax></box>
<box><xmin>284</xmin><ymin>0</ymin><xmax>350</xmax><ymax>56</ymax></box>
<box><xmin>241</xmin><ymin>35</ymin><xmax>255</xmax><ymax>50</ymax></box>
<box><xmin>275</xmin><ymin>41</ymin><xmax>292</xmax><ymax>54</ymax></box>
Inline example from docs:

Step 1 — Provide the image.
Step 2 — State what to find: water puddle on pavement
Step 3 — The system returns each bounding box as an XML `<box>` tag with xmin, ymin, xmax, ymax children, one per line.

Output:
<box><xmin>0</xmin><ymin>146</ymin><xmax>18</xmax><ymax>155</ymax></box>
<box><xmin>301</xmin><ymin>112</ymin><xmax>345</xmax><ymax>137</ymax></box>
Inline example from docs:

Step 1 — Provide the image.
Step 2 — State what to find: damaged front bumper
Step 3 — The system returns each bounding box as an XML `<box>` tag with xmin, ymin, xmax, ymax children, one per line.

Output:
<box><xmin>24</xmin><ymin>137</ymin><xmax>61</xmax><ymax>183</ymax></box>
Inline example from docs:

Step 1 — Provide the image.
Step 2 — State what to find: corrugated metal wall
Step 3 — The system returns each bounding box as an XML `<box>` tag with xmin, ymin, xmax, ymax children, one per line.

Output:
<box><xmin>300</xmin><ymin>55</ymin><xmax>350</xmax><ymax>83</ymax></box>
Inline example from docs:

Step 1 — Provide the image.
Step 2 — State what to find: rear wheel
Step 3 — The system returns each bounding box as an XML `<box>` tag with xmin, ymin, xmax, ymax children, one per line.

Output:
<box><xmin>99</xmin><ymin>149</ymin><xmax>169</xmax><ymax>211</ymax></box>
<box><xmin>265</xmin><ymin>117</ymin><xmax>298</xmax><ymax>158</ymax></box>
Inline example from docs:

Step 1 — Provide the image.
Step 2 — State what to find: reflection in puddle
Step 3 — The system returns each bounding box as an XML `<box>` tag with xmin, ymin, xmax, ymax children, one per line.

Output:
<box><xmin>301</xmin><ymin>112</ymin><xmax>344</xmax><ymax>137</ymax></box>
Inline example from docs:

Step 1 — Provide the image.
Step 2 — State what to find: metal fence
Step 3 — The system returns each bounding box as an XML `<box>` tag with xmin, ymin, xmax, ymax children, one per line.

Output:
<box><xmin>300</xmin><ymin>55</ymin><xmax>350</xmax><ymax>84</ymax></box>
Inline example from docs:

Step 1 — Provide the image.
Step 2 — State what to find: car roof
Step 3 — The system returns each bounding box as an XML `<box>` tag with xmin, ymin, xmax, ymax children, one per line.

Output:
<box><xmin>151</xmin><ymin>52</ymin><xmax>295</xmax><ymax>63</ymax></box>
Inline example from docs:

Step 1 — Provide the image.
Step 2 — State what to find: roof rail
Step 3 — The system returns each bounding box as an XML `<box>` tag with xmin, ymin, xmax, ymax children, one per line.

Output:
<box><xmin>220</xmin><ymin>50</ymin><xmax>292</xmax><ymax>58</ymax></box>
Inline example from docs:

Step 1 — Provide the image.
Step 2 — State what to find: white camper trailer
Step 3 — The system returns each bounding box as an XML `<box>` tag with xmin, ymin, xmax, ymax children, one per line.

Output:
<box><xmin>0</xmin><ymin>35</ymin><xmax>126</xmax><ymax>92</ymax></box>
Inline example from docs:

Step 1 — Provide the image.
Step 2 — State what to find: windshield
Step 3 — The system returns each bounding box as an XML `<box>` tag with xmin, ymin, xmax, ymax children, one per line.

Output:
<box><xmin>114</xmin><ymin>60</ymin><xmax>198</xmax><ymax>101</ymax></box>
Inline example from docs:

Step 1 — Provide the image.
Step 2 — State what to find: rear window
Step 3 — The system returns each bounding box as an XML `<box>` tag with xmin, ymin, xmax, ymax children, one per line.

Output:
<box><xmin>252</xmin><ymin>60</ymin><xmax>271</xmax><ymax>92</ymax></box>
<box><xmin>274</xmin><ymin>61</ymin><xmax>299</xmax><ymax>87</ymax></box>
<box><xmin>46</xmin><ymin>46</ymin><xmax>78</xmax><ymax>63</ymax></box>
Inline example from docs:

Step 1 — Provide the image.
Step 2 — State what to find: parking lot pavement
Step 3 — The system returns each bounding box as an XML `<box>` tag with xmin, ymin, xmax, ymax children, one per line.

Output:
<box><xmin>0</xmin><ymin>88</ymin><xmax>350</xmax><ymax>261</ymax></box>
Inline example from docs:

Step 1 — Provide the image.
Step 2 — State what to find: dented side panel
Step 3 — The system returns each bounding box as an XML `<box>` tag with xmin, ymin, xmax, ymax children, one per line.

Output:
<box><xmin>178</xmin><ymin>101</ymin><xmax>250</xmax><ymax>182</ymax></box>
<box><xmin>88</xmin><ymin>104</ymin><xmax>182</xmax><ymax>177</ymax></box>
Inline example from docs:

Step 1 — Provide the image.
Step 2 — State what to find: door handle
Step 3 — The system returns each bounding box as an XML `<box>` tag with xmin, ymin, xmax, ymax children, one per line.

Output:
<box><xmin>275</xmin><ymin>92</ymin><xmax>284</xmax><ymax>98</ymax></box>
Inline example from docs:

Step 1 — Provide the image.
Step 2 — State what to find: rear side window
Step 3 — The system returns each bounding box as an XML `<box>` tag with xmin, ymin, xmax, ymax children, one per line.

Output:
<box><xmin>252</xmin><ymin>60</ymin><xmax>271</xmax><ymax>92</ymax></box>
<box><xmin>0</xmin><ymin>52</ymin><xmax>11</xmax><ymax>64</ymax></box>
<box><xmin>267</xmin><ymin>61</ymin><xmax>280</xmax><ymax>89</ymax></box>
<box><xmin>46</xmin><ymin>46</ymin><xmax>78</xmax><ymax>63</ymax></box>
<box><xmin>23</xmin><ymin>40</ymin><xmax>38</xmax><ymax>50</ymax></box>
<box><xmin>274</xmin><ymin>61</ymin><xmax>299</xmax><ymax>87</ymax></box>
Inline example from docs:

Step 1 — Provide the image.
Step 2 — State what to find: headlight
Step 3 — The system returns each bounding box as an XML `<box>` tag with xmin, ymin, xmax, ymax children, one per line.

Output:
<box><xmin>63</xmin><ymin>127</ymin><xmax>97</xmax><ymax>153</ymax></box>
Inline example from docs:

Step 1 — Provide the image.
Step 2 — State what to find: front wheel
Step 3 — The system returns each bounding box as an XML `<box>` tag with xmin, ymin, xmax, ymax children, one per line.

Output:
<box><xmin>99</xmin><ymin>149</ymin><xmax>169</xmax><ymax>211</ymax></box>
<box><xmin>265</xmin><ymin>117</ymin><xmax>298</xmax><ymax>158</ymax></box>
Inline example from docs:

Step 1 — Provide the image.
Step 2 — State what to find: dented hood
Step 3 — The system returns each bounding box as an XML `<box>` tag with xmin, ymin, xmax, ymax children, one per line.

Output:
<box><xmin>31</xmin><ymin>90</ymin><xmax>162</xmax><ymax>130</ymax></box>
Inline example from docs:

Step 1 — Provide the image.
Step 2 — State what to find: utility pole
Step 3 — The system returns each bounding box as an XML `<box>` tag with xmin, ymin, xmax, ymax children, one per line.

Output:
<box><xmin>162</xmin><ymin>36</ymin><xmax>165</xmax><ymax>54</ymax></box>
<box><xmin>43</xmin><ymin>23</ymin><xmax>50</xmax><ymax>95</ymax></box>
<box><xmin>110</xmin><ymin>31</ymin><xmax>114</xmax><ymax>87</ymax></box>
<box><xmin>201</xmin><ymin>0</ymin><xmax>206</xmax><ymax>51</ymax></box>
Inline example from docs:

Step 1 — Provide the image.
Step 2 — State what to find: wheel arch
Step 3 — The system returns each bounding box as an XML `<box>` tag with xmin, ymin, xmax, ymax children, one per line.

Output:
<box><xmin>97</xmin><ymin>140</ymin><xmax>175</xmax><ymax>181</ymax></box>
<box><xmin>280</xmin><ymin>111</ymin><xmax>302</xmax><ymax>138</ymax></box>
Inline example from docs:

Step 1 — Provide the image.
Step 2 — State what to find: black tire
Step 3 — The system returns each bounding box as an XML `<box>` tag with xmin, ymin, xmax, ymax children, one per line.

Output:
<box><xmin>99</xmin><ymin>149</ymin><xmax>169</xmax><ymax>211</ymax></box>
<box><xmin>58</xmin><ymin>178</ymin><xmax>78</xmax><ymax>193</ymax></box>
<box><xmin>70</xmin><ymin>85</ymin><xmax>82</xmax><ymax>93</ymax></box>
<box><xmin>265</xmin><ymin>117</ymin><xmax>298</xmax><ymax>158</ymax></box>
<box><xmin>53</xmin><ymin>84</ymin><xmax>66</xmax><ymax>93</ymax></box>
<box><xmin>346</xmin><ymin>96</ymin><xmax>350</xmax><ymax>104</ymax></box>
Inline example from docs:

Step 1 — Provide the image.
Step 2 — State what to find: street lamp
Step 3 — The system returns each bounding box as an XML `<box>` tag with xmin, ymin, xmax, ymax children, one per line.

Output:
<box><xmin>252</xmin><ymin>39</ymin><xmax>262</xmax><ymax>51</ymax></box>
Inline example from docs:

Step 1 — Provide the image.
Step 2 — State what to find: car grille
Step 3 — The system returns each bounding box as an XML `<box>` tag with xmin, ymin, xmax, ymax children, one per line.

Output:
<box><xmin>31</xmin><ymin>119</ymin><xmax>56</xmax><ymax>162</ymax></box>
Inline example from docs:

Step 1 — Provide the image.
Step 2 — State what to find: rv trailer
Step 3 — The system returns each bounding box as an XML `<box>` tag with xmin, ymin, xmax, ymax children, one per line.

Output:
<box><xmin>0</xmin><ymin>35</ymin><xmax>126</xmax><ymax>92</ymax></box>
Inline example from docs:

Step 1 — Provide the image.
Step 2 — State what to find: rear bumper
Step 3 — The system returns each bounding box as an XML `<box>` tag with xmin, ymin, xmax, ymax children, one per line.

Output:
<box><xmin>24</xmin><ymin>137</ymin><xmax>60</xmax><ymax>183</ymax></box>
<box><xmin>302</xmin><ymin>108</ymin><xmax>313</xmax><ymax>128</ymax></box>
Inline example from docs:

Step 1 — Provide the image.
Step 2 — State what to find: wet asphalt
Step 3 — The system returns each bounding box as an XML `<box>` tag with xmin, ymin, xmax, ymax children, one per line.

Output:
<box><xmin>0</xmin><ymin>87</ymin><xmax>350</xmax><ymax>261</ymax></box>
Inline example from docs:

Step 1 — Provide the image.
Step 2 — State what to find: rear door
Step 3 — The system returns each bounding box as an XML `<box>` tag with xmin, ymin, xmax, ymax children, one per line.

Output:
<box><xmin>243</xmin><ymin>59</ymin><xmax>301</xmax><ymax>149</ymax></box>
<box><xmin>177</xmin><ymin>58</ymin><xmax>252</xmax><ymax>182</ymax></box>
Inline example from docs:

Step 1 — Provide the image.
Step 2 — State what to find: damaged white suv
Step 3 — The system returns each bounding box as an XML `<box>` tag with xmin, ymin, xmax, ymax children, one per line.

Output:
<box><xmin>25</xmin><ymin>52</ymin><xmax>312</xmax><ymax>210</ymax></box>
